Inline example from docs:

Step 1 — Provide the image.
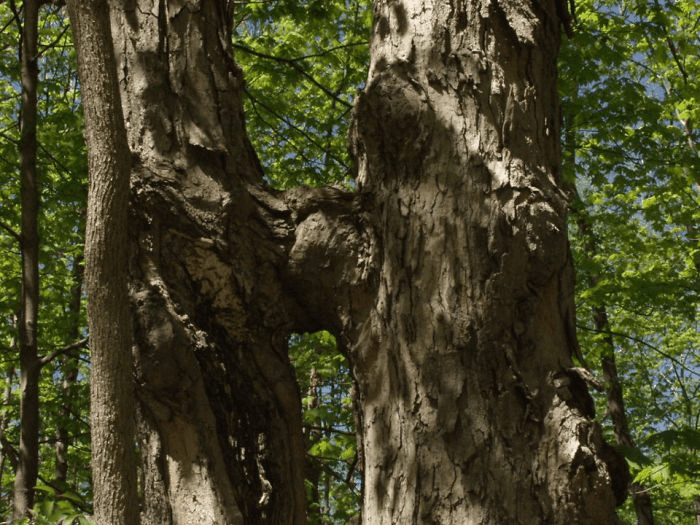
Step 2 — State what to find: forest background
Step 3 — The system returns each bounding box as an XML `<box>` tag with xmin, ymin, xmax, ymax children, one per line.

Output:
<box><xmin>0</xmin><ymin>0</ymin><xmax>697</xmax><ymax>523</ymax></box>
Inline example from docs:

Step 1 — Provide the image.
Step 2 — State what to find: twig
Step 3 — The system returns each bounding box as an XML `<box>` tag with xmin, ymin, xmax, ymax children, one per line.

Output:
<box><xmin>0</xmin><ymin>219</ymin><xmax>21</xmax><ymax>244</ymax></box>
<box><xmin>39</xmin><ymin>337</ymin><xmax>89</xmax><ymax>367</ymax></box>
<box><xmin>232</xmin><ymin>42</ymin><xmax>353</xmax><ymax>109</ymax></box>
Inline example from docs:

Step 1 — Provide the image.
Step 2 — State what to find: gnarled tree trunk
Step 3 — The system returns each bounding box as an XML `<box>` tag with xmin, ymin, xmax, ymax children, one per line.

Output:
<box><xmin>75</xmin><ymin>0</ymin><xmax>627</xmax><ymax>523</ymax></box>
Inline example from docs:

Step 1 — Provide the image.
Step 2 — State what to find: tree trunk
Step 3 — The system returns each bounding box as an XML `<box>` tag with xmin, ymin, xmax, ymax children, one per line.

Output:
<box><xmin>576</xmin><ymin>217</ymin><xmax>653</xmax><ymax>525</ymax></box>
<box><xmin>13</xmin><ymin>0</ymin><xmax>41</xmax><ymax>518</ymax></box>
<box><xmin>0</xmin><ymin>367</ymin><xmax>16</xmax><ymax>492</ymax></box>
<box><xmin>65</xmin><ymin>0</ymin><xmax>140</xmax><ymax>523</ymax></box>
<box><xmin>108</xmin><ymin>1</ymin><xmax>303</xmax><ymax>522</ymax></box>
<box><xmin>55</xmin><ymin>256</ymin><xmax>84</xmax><ymax>484</ymax></box>
<box><xmin>77</xmin><ymin>0</ymin><xmax>627</xmax><ymax>523</ymax></box>
<box><xmin>345</xmin><ymin>0</ymin><xmax>625</xmax><ymax>521</ymax></box>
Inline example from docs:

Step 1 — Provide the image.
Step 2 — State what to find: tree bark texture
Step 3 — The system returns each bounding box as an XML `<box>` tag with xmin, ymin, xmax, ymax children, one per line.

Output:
<box><xmin>346</xmin><ymin>0</ymin><xmax>625</xmax><ymax>522</ymax></box>
<box><xmin>13</xmin><ymin>0</ymin><xmax>41</xmax><ymax>518</ymax></box>
<box><xmin>94</xmin><ymin>0</ymin><xmax>627</xmax><ymax>523</ymax></box>
<box><xmin>109</xmin><ymin>1</ymin><xmax>308</xmax><ymax>522</ymax></box>
<box><xmin>66</xmin><ymin>0</ymin><xmax>140</xmax><ymax>523</ymax></box>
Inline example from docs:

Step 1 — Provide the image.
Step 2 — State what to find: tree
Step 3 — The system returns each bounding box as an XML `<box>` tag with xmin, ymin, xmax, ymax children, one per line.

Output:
<box><xmin>67</xmin><ymin>0</ymin><xmax>629</xmax><ymax>523</ymax></box>
<box><xmin>65</xmin><ymin>0</ymin><xmax>139</xmax><ymax>523</ymax></box>
<box><xmin>13</xmin><ymin>0</ymin><xmax>41</xmax><ymax>518</ymax></box>
<box><xmin>232</xmin><ymin>3</ymin><xmax>370</xmax><ymax>519</ymax></box>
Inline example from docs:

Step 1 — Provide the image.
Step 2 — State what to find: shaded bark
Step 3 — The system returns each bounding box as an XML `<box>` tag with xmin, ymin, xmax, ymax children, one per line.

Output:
<box><xmin>72</xmin><ymin>0</ymin><xmax>628</xmax><ymax>522</ymax></box>
<box><xmin>65</xmin><ymin>0</ymin><xmax>140</xmax><ymax>522</ymax></box>
<box><xmin>13</xmin><ymin>0</ymin><xmax>41</xmax><ymax>518</ymax></box>
<box><xmin>108</xmin><ymin>1</ymin><xmax>312</xmax><ymax>521</ymax></box>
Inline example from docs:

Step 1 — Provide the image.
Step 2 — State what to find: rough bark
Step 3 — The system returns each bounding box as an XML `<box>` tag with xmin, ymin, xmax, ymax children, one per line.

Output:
<box><xmin>76</xmin><ymin>0</ymin><xmax>629</xmax><ymax>523</ymax></box>
<box><xmin>13</xmin><ymin>0</ymin><xmax>41</xmax><ymax>518</ymax></box>
<box><xmin>109</xmin><ymin>1</ymin><xmax>311</xmax><ymax>522</ymax></box>
<box><xmin>344</xmin><ymin>0</ymin><xmax>625</xmax><ymax>521</ymax></box>
<box><xmin>65</xmin><ymin>0</ymin><xmax>140</xmax><ymax>523</ymax></box>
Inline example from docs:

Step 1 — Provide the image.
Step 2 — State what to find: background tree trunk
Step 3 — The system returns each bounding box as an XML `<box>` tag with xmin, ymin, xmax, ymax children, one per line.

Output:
<box><xmin>0</xmin><ymin>367</ymin><xmax>16</xmax><ymax>492</ymax></box>
<box><xmin>65</xmin><ymin>0</ymin><xmax>140</xmax><ymax>522</ymax></box>
<box><xmin>55</xmin><ymin>256</ymin><xmax>84</xmax><ymax>484</ymax></box>
<box><xmin>577</xmin><ymin>215</ymin><xmax>652</xmax><ymax>525</ymax></box>
<box><xmin>13</xmin><ymin>0</ymin><xmax>40</xmax><ymax>518</ymax></box>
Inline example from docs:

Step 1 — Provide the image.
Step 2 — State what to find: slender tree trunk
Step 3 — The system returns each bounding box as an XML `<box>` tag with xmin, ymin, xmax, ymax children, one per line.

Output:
<box><xmin>305</xmin><ymin>368</ymin><xmax>322</xmax><ymax>519</ymax></box>
<box><xmin>13</xmin><ymin>0</ymin><xmax>41</xmax><ymax>518</ymax></box>
<box><xmin>65</xmin><ymin>1</ymin><xmax>140</xmax><ymax>523</ymax></box>
<box><xmin>577</xmin><ymin>217</ymin><xmax>653</xmax><ymax>525</ymax></box>
<box><xmin>75</xmin><ymin>0</ymin><xmax>628</xmax><ymax>522</ymax></box>
<box><xmin>55</xmin><ymin>255</ymin><xmax>84</xmax><ymax>484</ymax></box>
<box><xmin>598</xmin><ymin>317</ymin><xmax>653</xmax><ymax>525</ymax></box>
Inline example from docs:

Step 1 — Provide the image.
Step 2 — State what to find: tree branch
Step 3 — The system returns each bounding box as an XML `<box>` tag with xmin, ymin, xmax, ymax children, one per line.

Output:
<box><xmin>0</xmin><ymin>219</ymin><xmax>21</xmax><ymax>244</ymax></box>
<box><xmin>38</xmin><ymin>17</ymin><xmax>71</xmax><ymax>58</ymax></box>
<box><xmin>39</xmin><ymin>337</ymin><xmax>89</xmax><ymax>367</ymax></box>
<box><xmin>244</xmin><ymin>87</ymin><xmax>350</xmax><ymax>172</ymax></box>
<box><xmin>232</xmin><ymin>42</ymin><xmax>353</xmax><ymax>109</ymax></box>
<box><xmin>576</xmin><ymin>324</ymin><xmax>699</xmax><ymax>378</ymax></box>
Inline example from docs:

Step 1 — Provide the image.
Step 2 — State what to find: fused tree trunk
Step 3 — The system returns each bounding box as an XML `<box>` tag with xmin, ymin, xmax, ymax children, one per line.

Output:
<box><xmin>13</xmin><ymin>0</ymin><xmax>41</xmax><ymax>518</ymax></box>
<box><xmin>73</xmin><ymin>0</ymin><xmax>628</xmax><ymax>523</ymax></box>
<box><xmin>108</xmin><ymin>1</ymin><xmax>304</xmax><ymax>522</ymax></box>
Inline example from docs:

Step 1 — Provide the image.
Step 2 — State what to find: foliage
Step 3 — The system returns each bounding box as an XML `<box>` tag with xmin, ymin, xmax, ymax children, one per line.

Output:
<box><xmin>232</xmin><ymin>0</ymin><xmax>371</xmax><ymax>189</ymax></box>
<box><xmin>291</xmin><ymin>331</ymin><xmax>360</xmax><ymax>524</ymax></box>
<box><xmin>7</xmin><ymin>484</ymin><xmax>95</xmax><ymax>525</ymax></box>
<box><xmin>0</xmin><ymin>2</ymin><xmax>91</xmax><ymax>520</ymax></box>
<box><xmin>560</xmin><ymin>0</ymin><xmax>700</xmax><ymax>522</ymax></box>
